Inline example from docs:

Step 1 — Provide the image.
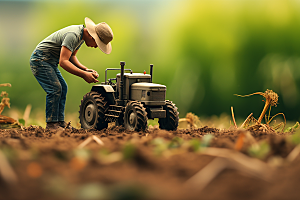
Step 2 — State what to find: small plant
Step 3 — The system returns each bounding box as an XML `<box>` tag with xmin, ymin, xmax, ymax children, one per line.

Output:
<box><xmin>0</xmin><ymin>83</ymin><xmax>11</xmax><ymax>115</ymax></box>
<box><xmin>201</xmin><ymin>134</ymin><xmax>214</xmax><ymax>148</ymax></box>
<box><xmin>248</xmin><ymin>141</ymin><xmax>270</xmax><ymax>160</ymax></box>
<box><xmin>122</xmin><ymin>143</ymin><xmax>137</xmax><ymax>160</ymax></box>
<box><xmin>235</xmin><ymin>89</ymin><xmax>285</xmax><ymax>132</ymax></box>
<box><xmin>285</xmin><ymin>122</ymin><xmax>300</xmax><ymax>133</ymax></box>
<box><xmin>189</xmin><ymin>139</ymin><xmax>201</xmax><ymax>152</ymax></box>
<box><xmin>188</xmin><ymin>135</ymin><xmax>214</xmax><ymax>152</ymax></box>
<box><xmin>151</xmin><ymin>138</ymin><xmax>169</xmax><ymax>155</ymax></box>
<box><xmin>0</xmin><ymin>83</ymin><xmax>21</xmax><ymax>129</ymax></box>
<box><xmin>168</xmin><ymin>137</ymin><xmax>184</xmax><ymax>149</ymax></box>
<box><xmin>179</xmin><ymin>112</ymin><xmax>202</xmax><ymax>129</ymax></box>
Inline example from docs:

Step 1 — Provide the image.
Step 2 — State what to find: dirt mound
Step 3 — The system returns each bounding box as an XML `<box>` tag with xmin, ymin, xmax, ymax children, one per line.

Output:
<box><xmin>0</xmin><ymin>125</ymin><xmax>299</xmax><ymax>200</ymax></box>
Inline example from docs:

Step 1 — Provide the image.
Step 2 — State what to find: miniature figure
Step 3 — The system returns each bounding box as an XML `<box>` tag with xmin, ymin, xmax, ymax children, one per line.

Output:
<box><xmin>29</xmin><ymin>17</ymin><xmax>113</xmax><ymax>130</ymax></box>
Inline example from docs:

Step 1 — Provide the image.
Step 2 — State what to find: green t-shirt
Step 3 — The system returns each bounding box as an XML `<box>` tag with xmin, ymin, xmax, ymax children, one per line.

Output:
<box><xmin>35</xmin><ymin>25</ymin><xmax>84</xmax><ymax>63</ymax></box>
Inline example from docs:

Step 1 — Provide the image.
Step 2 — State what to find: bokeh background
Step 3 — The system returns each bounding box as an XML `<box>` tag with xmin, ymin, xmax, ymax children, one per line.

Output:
<box><xmin>1</xmin><ymin>0</ymin><xmax>300</xmax><ymax>127</ymax></box>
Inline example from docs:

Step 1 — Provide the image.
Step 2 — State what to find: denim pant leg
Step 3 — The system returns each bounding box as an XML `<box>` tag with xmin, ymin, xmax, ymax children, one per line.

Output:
<box><xmin>54</xmin><ymin>68</ymin><xmax>68</xmax><ymax>121</ymax></box>
<box><xmin>30</xmin><ymin>60</ymin><xmax>64</xmax><ymax>123</ymax></box>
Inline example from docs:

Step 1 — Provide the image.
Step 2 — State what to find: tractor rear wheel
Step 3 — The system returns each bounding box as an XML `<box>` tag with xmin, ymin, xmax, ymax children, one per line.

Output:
<box><xmin>158</xmin><ymin>100</ymin><xmax>179</xmax><ymax>131</ymax></box>
<box><xmin>79</xmin><ymin>91</ymin><xmax>108</xmax><ymax>130</ymax></box>
<box><xmin>124</xmin><ymin>101</ymin><xmax>148</xmax><ymax>131</ymax></box>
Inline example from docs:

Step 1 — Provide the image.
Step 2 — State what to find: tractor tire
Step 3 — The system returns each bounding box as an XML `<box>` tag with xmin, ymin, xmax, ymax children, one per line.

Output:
<box><xmin>124</xmin><ymin>101</ymin><xmax>148</xmax><ymax>131</ymax></box>
<box><xmin>79</xmin><ymin>91</ymin><xmax>108</xmax><ymax>130</ymax></box>
<box><xmin>158</xmin><ymin>100</ymin><xmax>179</xmax><ymax>131</ymax></box>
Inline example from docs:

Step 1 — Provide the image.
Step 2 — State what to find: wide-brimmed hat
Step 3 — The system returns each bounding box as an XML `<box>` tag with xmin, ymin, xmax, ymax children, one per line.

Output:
<box><xmin>85</xmin><ymin>17</ymin><xmax>113</xmax><ymax>54</ymax></box>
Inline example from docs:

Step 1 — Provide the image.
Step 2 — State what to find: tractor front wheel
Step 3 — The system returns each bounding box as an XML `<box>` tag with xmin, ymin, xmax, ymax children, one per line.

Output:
<box><xmin>79</xmin><ymin>91</ymin><xmax>108</xmax><ymax>130</ymax></box>
<box><xmin>124</xmin><ymin>101</ymin><xmax>148</xmax><ymax>131</ymax></box>
<box><xmin>158</xmin><ymin>100</ymin><xmax>179</xmax><ymax>131</ymax></box>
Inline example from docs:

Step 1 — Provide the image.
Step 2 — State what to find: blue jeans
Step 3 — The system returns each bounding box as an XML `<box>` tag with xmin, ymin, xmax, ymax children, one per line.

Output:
<box><xmin>30</xmin><ymin>49</ymin><xmax>67</xmax><ymax>123</ymax></box>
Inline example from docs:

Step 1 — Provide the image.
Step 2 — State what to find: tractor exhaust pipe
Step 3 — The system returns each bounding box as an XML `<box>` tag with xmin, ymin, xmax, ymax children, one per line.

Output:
<box><xmin>150</xmin><ymin>64</ymin><xmax>153</xmax><ymax>83</ymax></box>
<box><xmin>120</xmin><ymin>61</ymin><xmax>125</xmax><ymax>101</ymax></box>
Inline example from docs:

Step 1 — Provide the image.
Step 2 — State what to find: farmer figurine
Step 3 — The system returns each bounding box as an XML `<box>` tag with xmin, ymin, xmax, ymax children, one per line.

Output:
<box><xmin>30</xmin><ymin>17</ymin><xmax>113</xmax><ymax>130</ymax></box>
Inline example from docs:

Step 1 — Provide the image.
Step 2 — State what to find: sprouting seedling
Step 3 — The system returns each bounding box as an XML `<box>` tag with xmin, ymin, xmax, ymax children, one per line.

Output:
<box><xmin>248</xmin><ymin>141</ymin><xmax>270</xmax><ymax>160</ymax></box>
<box><xmin>168</xmin><ymin>137</ymin><xmax>184</xmax><ymax>149</ymax></box>
<box><xmin>235</xmin><ymin>89</ymin><xmax>278</xmax><ymax>124</ymax></box>
<box><xmin>285</xmin><ymin>122</ymin><xmax>300</xmax><ymax>133</ymax></box>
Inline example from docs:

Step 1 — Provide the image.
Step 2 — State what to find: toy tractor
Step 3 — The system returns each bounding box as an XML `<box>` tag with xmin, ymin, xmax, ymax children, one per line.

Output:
<box><xmin>79</xmin><ymin>61</ymin><xmax>179</xmax><ymax>131</ymax></box>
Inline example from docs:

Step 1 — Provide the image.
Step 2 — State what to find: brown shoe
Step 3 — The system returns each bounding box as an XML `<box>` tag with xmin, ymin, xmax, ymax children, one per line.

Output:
<box><xmin>46</xmin><ymin>122</ymin><xmax>64</xmax><ymax>131</ymax></box>
<box><xmin>59</xmin><ymin>121</ymin><xmax>76</xmax><ymax>130</ymax></box>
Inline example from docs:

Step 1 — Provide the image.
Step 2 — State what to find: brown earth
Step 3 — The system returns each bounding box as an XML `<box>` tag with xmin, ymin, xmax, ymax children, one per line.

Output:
<box><xmin>0</xmin><ymin>125</ymin><xmax>299</xmax><ymax>200</ymax></box>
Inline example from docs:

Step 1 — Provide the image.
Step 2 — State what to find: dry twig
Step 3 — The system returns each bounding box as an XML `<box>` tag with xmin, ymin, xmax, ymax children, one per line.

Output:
<box><xmin>78</xmin><ymin>137</ymin><xmax>93</xmax><ymax>148</ymax></box>
<box><xmin>231</xmin><ymin>106</ymin><xmax>238</xmax><ymax>129</ymax></box>
<box><xmin>78</xmin><ymin>135</ymin><xmax>104</xmax><ymax>148</ymax></box>
<box><xmin>0</xmin><ymin>150</ymin><xmax>18</xmax><ymax>184</ymax></box>
<box><xmin>0</xmin><ymin>83</ymin><xmax>11</xmax><ymax>87</ymax></box>
<box><xmin>234</xmin><ymin>131</ymin><xmax>246</xmax><ymax>151</ymax></box>
<box><xmin>240</xmin><ymin>113</ymin><xmax>253</xmax><ymax>128</ymax></box>
<box><xmin>184</xmin><ymin>157</ymin><xmax>229</xmax><ymax>191</ymax></box>
<box><xmin>234</xmin><ymin>130</ymin><xmax>259</xmax><ymax>151</ymax></box>
<box><xmin>0</xmin><ymin>92</ymin><xmax>10</xmax><ymax>115</ymax></box>
<box><xmin>23</xmin><ymin>104</ymin><xmax>32</xmax><ymax>127</ymax></box>
<box><xmin>200</xmin><ymin>148</ymin><xmax>272</xmax><ymax>180</ymax></box>
<box><xmin>286</xmin><ymin>145</ymin><xmax>300</xmax><ymax>163</ymax></box>
<box><xmin>185</xmin><ymin>147</ymin><xmax>273</xmax><ymax>192</ymax></box>
<box><xmin>92</xmin><ymin>135</ymin><xmax>104</xmax><ymax>146</ymax></box>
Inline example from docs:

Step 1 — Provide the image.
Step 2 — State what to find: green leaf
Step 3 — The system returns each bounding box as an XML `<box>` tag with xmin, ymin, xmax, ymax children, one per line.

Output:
<box><xmin>189</xmin><ymin>139</ymin><xmax>201</xmax><ymax>152</ymax></box>
<box><xmin>168</xmin><ymin>137</ymin><xmax>184</xmax><ymax>149</ymax></box>
<box><xmin>73</xmin><ymin>149</ymin><xmax>91</xmax><ymax>161</ymax></box>
<box><xmin>248</xmin><ymin>141</ymin><xmax>270</xmax><ymax>159</ymax></box>
<box><xmin>122</xmin><ymin>143</ymin><xmax>136</xmax><ymax>160</ymax></box>
<box><xmin>18</xmin><ymin>118</ymin><xmax>25</xmax><ymax>126</ymax></box>
<box><xmin>151</xmin><ymin>138</ymin><xmax>168</xmax><ymax>155</ymax></box>
<box><xmin>201</xmin><ymin>134</ymin><xmax>214</xmax><ymax>148</ymax></box>
<box><xmin>285</xmin><ymin>122</ymin><xmax>300</xmax><ymax>132</ymax></box>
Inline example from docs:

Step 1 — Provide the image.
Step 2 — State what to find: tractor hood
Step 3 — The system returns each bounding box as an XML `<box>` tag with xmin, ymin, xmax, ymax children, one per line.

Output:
<box><xmin>131</xmin><ymin>82</ymin><xmax>166</xmax><ymax>91</ymax></box>
<box><xmin>130</xmin><ymin>82</ymin><xmax>166</xmax><ymax>106</ymax></box>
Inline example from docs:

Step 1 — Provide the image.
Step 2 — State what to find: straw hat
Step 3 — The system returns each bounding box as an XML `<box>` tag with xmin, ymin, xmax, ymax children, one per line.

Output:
<box><xmin>85</xmin><ymin>17</ymin><xmax>113</xmax><ymax>54</ymax></box>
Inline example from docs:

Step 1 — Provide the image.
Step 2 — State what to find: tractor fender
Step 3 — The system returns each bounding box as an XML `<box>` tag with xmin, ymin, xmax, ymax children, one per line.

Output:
<box><xmin>91</xmin><ymin>85</ymin><xmax>114</xmax><ymax>93</ymax></box>
<box><xmin>91</xmin><ymin>85</ymin><xmax>115</xmax><ymax>105</ymax></box>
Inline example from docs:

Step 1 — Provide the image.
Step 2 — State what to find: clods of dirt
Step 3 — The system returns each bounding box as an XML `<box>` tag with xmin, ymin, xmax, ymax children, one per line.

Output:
<box><xmin>0</xmin><ymin>125</ymin><xmax>299</xmax><ymax>200</ymax></box>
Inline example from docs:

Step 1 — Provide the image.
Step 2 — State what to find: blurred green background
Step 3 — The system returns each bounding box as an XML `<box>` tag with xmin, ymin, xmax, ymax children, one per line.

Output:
<box><xmin>1</xmin><ymin>0</ymin><xmax>300</xmax><ymax>126</ymax></box>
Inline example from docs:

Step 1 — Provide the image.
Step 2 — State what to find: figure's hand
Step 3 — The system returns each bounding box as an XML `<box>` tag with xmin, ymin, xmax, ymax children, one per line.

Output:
<box><xmin>86</xmin><ymin>69</ymin><xmax>99</xmax><ymax>78</ymax></box>
<box><xmin>83</xmin><ymin>71</ymin><xmax>99</xmax><ymax>83</ymax></box>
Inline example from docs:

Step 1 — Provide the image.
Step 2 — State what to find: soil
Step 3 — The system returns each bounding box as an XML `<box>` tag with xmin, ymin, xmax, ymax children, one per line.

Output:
<box><xmin>0</xmin><ymin>124</ymin><xmax>299</xmax><ymax>200</ymax></box>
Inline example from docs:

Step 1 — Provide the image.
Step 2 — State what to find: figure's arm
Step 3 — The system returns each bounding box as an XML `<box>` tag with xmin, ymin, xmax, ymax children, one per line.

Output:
<box><xmin>69</xmin><ymin>50</ymin><xmax>87</xmax><ymax>70</ymax></box>
<box><xmin>59</xmin><ymin>46</ymin><xmax>98</xmax><ymax>83</ymax></box>
<box><xmin>69</xmin><ymin>49</ymin><xmax>99</xmax><ymax>78</ymax></box>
